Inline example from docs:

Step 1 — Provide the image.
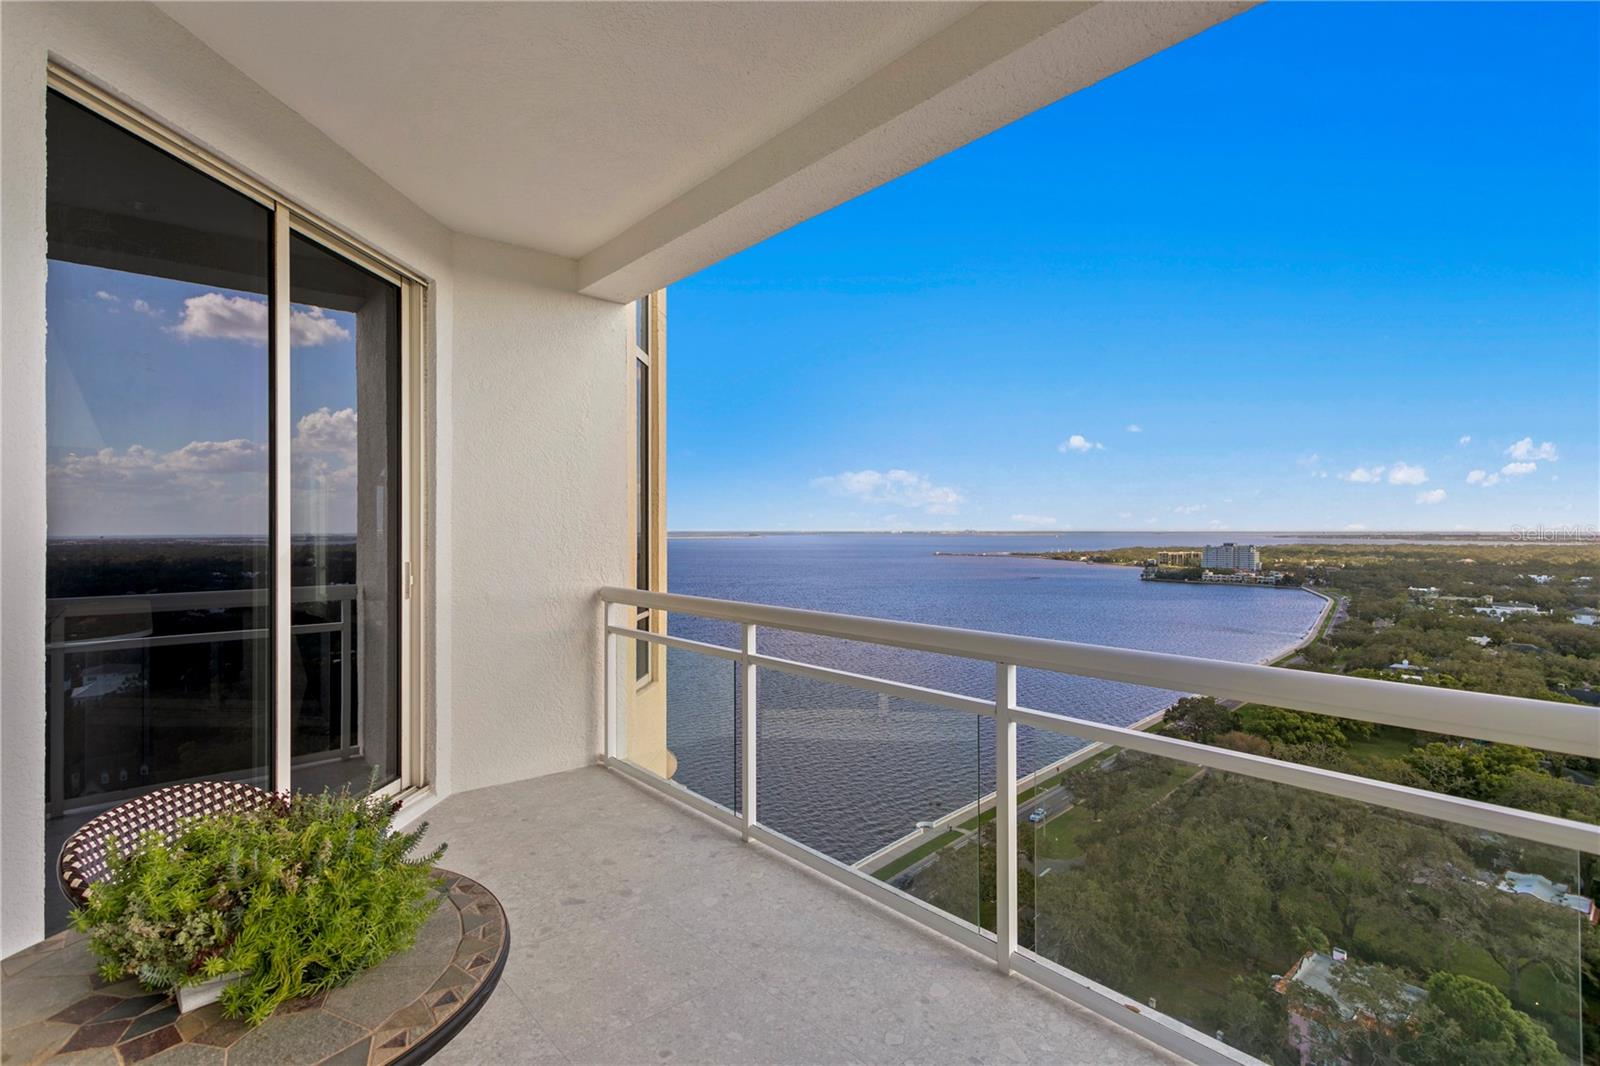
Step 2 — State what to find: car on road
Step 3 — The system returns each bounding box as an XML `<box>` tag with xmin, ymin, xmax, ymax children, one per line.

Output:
<box><xmin>1027</xmin><ymin>806</ymin><xmax>1047</xmax><ymax>824</ymax></box>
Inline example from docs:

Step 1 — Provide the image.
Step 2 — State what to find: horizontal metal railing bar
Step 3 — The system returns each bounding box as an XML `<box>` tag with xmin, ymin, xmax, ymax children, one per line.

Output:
<box><xmin>627</xmin><ymin>615</ymin><xmax>1597</xmax><ymax>851</ymax></box>
<box><xmin>1007</xmin><ymin>705</ymin><xmax>1600</xmax><ymax>854</ymax></box>
<box><xmin>48</xmin><ymin>585</ymin><xmax>357</xmax><ymax>617</ymax></box>
<box><xmin>600</xmin><ymin>587</ymin><xmax>1599</xmax><ymax>757</ymax></box>
<box><xmin>49</xmin><ymin>620</ymin><xmax>344</xmax><ymax>654</ymax></box>
<box><xmin>748</xmin><ymin>652</ymin><xmax>994</xmax><ymax>717</ymax></box>
<box><xmin>603</xmin><ymin>624</ymin><xmax>743</xmax><ymax>661</ymax></box>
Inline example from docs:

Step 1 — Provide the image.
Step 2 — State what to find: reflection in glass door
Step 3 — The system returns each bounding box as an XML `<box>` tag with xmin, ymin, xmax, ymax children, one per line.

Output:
<box><xmin>42</xmin><ymin>82</ymin><xmax>412</xmax><ymax>932</ymax></box>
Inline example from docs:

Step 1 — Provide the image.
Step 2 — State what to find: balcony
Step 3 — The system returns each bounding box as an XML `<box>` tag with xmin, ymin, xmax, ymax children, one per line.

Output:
<box><xmin>583</xmin><ymin>587</ymin><xmax>1599</xmax><ymax>1065</ymax></box>
<box><xmin>423</xmin><ymin>765</ymin><xmax>1179</xmax><ymax>1065</ymax></box>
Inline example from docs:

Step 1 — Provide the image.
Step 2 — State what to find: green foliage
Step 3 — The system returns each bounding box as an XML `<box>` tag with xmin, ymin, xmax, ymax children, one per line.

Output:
<box><xmin>1407</xmin><ymin>972</ymin><xmax>1565</xmax><ymax>1066</ymax></box>
<box><xmin>73</xmin><ymin>778</ymin><xmax>444</xmax><ymax>1025</ymax></box>
<box><xmin>1236</xmin><ymin>704</ymin><xmax>1374</xmax><ymax>748</ymax></box>
<box><xmin>1160</xmin><ymin>696</ymin><xmax>1237</xmax><ymax>743</ymax></box>
<box><xmin>1312</xmin><ymin>966</ymin><xmax>1561</xmax><ymax>1062</ymax></box>
<box><xmin>1401</xmin><ymin>742</ymin><xmax>1541</xmax><ymax>803</ymax></box>
<box><xmin>1213</xmin><ymin>730</ymin><xmax>1273</xmax><ymax>756</ymax></box>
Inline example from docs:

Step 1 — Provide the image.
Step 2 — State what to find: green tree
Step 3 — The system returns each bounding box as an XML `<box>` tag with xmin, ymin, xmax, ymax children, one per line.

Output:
<box><xmin>1406</xmin><ymin>972</ymin><xmax>1565</xmax><ymax>1066</ymax></box>
<box><xmin>1401</xmin><ymin>742</ymin><xmax>1541</xmax><ymax>802</ymax></box>
<box><xmin>1162</xmin><ymin>696</ymin><xmax>1236</xmax><ymax>743</ymax></box>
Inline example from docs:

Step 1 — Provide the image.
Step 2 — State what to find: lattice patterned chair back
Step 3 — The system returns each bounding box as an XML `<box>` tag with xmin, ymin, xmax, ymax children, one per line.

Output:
<box><xmin>58</xmin><ymin>780</ymin><xmax>277</xmax><ymax>908</ymax></box>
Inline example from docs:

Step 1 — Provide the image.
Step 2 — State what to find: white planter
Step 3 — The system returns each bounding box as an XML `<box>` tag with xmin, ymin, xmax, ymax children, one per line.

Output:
<box><xmin>176</xmin><ymin>972</ymin><xmax>244</xmax><ymax>1014</ymax></box>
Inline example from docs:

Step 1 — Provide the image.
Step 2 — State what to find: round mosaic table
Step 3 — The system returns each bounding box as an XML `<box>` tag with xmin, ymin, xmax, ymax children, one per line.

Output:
<box><xmin>0</xmin><ymin>870</ymin><xmax>506</xmax><ymax>1066</ymax></box>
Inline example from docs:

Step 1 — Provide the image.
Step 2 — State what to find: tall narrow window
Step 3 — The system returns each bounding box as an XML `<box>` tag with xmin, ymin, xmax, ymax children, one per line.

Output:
<box><xmin>44</xmin><ymin>91</ymin><xmax>273</xmax><ymax>927</ymax></box>
<box><xmin>633</xmin><ymin>293</ymin><xmax>662</xmax><ymax>682</ymax></box>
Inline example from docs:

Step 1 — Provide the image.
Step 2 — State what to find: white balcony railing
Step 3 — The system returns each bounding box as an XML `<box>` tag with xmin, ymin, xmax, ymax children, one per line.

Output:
<box><xmin>599</xmin><ymin>586</ymin><xmax>1600</xmax><ymax>1065</ymax></box>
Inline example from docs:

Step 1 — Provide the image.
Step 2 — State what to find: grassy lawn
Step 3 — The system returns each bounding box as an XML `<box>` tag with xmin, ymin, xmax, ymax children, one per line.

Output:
<box><xmin>1345</xmin><ymin>725</ymin><xmax>1417</xmax><ymax>769</ymax></box>
<box><xmin>872</xmin><ymin>830</ymin><xmax>964</xmax><ymax>881</ymax></box>
<box><xmin>1033</xmin><ymin>757</ymin><xmax>1198</xmax><ymax>861</ymax></box>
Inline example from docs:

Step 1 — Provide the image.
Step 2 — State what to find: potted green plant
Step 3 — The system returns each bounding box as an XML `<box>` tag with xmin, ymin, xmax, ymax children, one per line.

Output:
<box><xmin>72</xmin><ymin>777</ymin><xmax>445</xmax><ymax>1025</ymax></box>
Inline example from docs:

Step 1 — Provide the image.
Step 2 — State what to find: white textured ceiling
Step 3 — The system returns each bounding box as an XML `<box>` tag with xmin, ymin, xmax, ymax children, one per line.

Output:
<box><xmin>159</xmin><ymin>1</ymin><xmax>977</xmax><ymax>258</ymax></box>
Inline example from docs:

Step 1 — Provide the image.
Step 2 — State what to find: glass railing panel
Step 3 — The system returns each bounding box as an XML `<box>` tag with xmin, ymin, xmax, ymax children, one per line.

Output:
<box><xmin>1019</xmin><ymin>736</ymin><xmax>1588</xmax><ymax>1064</ymax></box>
<box><xmin>664</xmin><ymin>611</ymin><xmax>742</xmax><ymax>651</ymax></box>
<box><xmin>754</xmin><ymin>630</ymin><xmax>995</xmax><ymax>701</ymax></box>
<box><xmin>755</xmin><ymin>669</ymin><xmax>984</xmax><ymax>927</ymax></box>
<box><xmin>613</xmin><ymin>635</ymin><xmax>740</xmax><ymax>813</ymax></box>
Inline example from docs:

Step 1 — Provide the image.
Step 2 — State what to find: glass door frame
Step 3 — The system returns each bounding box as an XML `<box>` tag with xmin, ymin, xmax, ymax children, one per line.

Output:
<box><xmin>48</xmin><ymin>63</ymin><xmax>429</xmax><ymax>804</ymax></box>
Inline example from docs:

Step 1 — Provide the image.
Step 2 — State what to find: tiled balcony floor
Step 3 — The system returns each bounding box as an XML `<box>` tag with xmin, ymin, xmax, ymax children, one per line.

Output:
<box><xmin>425</xmin><ymin>766</ymin><xmax>1180</xmax><ymax>1066</ymax></box>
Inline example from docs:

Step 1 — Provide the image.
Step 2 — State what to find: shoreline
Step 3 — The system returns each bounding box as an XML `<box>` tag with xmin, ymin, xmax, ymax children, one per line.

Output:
<box><xmin>857</xmin><ymin>584</ymin><xmax>1336</xmax><ymax>878</ymax></box>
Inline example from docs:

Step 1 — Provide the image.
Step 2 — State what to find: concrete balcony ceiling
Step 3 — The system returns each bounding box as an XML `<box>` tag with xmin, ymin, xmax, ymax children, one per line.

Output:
<box><xmin>157</xmin><ymin>1</ymin><xmax>1250</xmax><ymax>300</ymax></box>
<box><xmin>425</xmin><ymin>766</ymin><xmax>1177</xmax><ymax>1065</ymax></box>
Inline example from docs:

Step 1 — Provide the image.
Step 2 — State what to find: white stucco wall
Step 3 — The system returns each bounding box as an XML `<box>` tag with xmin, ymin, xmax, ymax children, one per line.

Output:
<box><xmin>446</xmin><ymin>236</ymin><xmax>631</xmax><ymax>792</ymax></box>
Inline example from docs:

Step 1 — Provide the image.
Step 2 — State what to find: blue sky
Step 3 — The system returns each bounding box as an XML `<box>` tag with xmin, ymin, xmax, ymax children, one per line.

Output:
<box><xmin>667</xmin><ymin>2</ymin><xmax>1599</xmax><ymax>533</ymax></box>
<box><xmin>47</xmin><ymin>262</ymin><xmax>358</xmax><ymax>535</ymax></box>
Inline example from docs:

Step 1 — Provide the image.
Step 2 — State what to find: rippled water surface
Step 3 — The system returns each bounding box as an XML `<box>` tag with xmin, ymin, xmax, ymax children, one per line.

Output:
<box><xmin>659</xmin><ymin>534</ymin><xmax>1328</xmax><ymax>861</ymax></box>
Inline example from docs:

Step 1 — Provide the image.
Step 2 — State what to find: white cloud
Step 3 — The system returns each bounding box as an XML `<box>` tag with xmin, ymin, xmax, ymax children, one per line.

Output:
<box><xmin>1057</xmin><ymin>434</ymin><xmax>1104</xmax><ymax>454</ymax></box>
<box><xmin>811</xmin><ymin>468</ymin><xmax>965</xmax><ymax>515</ymax></box>
<box><xmin>1124</xmin><ymin>424</ymin><xmax>1142</xmax><ymax>433</ymax></box>
<box><xmin>129</xmin><ymin>298</ymin><xmax>160</xmax><ymax>318</ymax></box>
<box><xmin>1010</xmin><ymin>513</ymin><xmax>1058</xmax><ymax>528</ymax></box>
<box><xmin>1416</xmin><ymin>489</ymin><xmax>1447</xmax><ymax>505</ymax></box>
<box><xmin>1500</xmin><ymin>461</ymin><xmax>1537</xmax><ymax>478</ymax></box>
<box><xmin>295</xmin><ymin>406</ymin><xmax>358</xmax><ymax>458</ymax></box>
<box><xmin>1116</xmin><ymin>511</ymin><xmax>1134</xmax><ymax>520</ymax></box>
<box><xmin>171</xmin><ymin>293</ymin><xmax>350</xmax><ymax>347</ymax></box>
<box><xmin>171</xmin><ymin>293</ymin><xmax>267</xmax><ymax>343</ymax></box>
<box><xmin>1172</xmin><ymin>503</ymin><xmax>1206</xmax><ymax>515</ymax></box>
<box><xmin>94</xmin><ymin>290</ymin><xmax>119</xmax><ymax>303</ymax></box>
<box><xmin>47</xmin><ymin>440</ymin><xmax>268</xmax><ymax>520</ymax></box>
<box><xmin>291</xmin><ymin>306</ymin><xmax>351</xmax><ymax>347</ymax></box>
<box><xmin>1506</xmin><ymin>437</ymin><xmax>1558</xmax><ymax>462</ymax></box>
<box><xmin>1338</xmin><ymin>461</ymin><xmax>1427</xmax><ymax>486</ymax></box>
<box><xmin>1343</xmin><ymin>523</ymin><xmax>1368</xmax><ymax>531</ymax></box>
<box><xmin>1386</xmin><ymin>462</ymin><xmax>1428</xmax><ymax>486</ymax></box>
<box><xmin>1467</xmin><ymin>469</ymin><xmax>1502</xmax><ymax>488</ymax></box>
<box><xmin>1458</xmin><ymin>435</ymin><xmax>1471</xmax><ymax>446</ymax></box>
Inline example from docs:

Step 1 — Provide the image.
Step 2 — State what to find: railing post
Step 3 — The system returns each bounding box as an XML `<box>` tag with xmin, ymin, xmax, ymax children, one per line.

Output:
<box><xmin>603</xmin><ymin>599</ymin><xmax>629</xmax><ymax>762</ymax></box>
<box><xmin>740</xmin><ymin>622</ymin><xmax>758</xmax><ymax>841</ymax></box>
<box><xmin>994</xmin><ymin>662</ymin><xmax>1018</xmax><ymax>974</ymax></box>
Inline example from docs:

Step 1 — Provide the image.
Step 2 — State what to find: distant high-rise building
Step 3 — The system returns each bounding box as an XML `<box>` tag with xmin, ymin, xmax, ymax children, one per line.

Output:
<box><xmin>1203</xmin><ymin>543</ymin><xmax>1261</xmax><ymax>572</ymax></box>
<box><xmin>1156</xmin><ymin>550</ymin><xmax>1202</xmax><ymax>566</ymax></box>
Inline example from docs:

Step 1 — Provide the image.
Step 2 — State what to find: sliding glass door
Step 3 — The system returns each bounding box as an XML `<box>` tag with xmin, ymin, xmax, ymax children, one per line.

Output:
<box><xmin>43</xmin><ymin>84</ymin><xmax>415</xmax><ymax>930</ymax></box>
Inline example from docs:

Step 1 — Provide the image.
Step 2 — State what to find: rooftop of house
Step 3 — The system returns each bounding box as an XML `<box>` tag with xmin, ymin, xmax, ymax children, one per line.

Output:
<box><xmin>1497</xmin><ymin>871</ymin><xmax>1598</xmax><ymax>919</ymax></box>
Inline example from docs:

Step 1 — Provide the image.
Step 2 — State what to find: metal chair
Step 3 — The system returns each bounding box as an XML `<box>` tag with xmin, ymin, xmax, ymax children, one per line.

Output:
<box><xmin>57</xmin><ymin>780</ymin><xmax>276</xmax><ymax>908</ymax></box>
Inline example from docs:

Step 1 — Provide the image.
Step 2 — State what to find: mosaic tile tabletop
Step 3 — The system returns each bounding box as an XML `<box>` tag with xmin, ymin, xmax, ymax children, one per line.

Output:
<box><xmin>0</xmin><ymin>871</ymin><xmax>507</xmax><ymax>1066</ymax></box>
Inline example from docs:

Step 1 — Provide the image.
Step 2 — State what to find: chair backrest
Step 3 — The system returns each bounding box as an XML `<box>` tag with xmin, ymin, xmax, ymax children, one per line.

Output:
<box><xmin>58</xmin><ymin>780</ymin><xmax>276</xmax><ymax>909</ymax></box>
